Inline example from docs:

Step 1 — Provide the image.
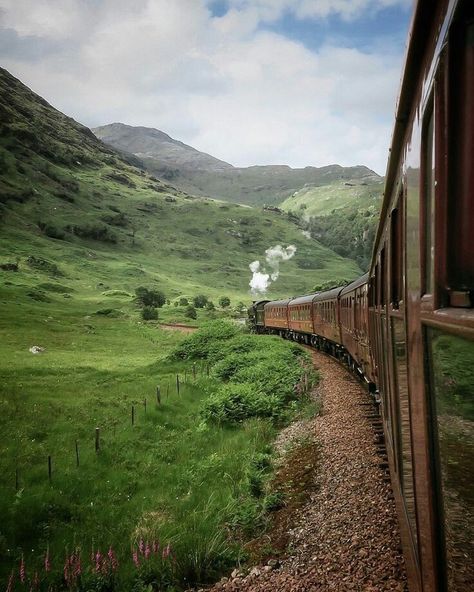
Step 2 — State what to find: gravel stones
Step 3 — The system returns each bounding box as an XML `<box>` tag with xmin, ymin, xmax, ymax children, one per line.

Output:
<box><xmin>209</xmin><ymin>350</ymin><xmax>408</xmax><ymax>591</ymax></box>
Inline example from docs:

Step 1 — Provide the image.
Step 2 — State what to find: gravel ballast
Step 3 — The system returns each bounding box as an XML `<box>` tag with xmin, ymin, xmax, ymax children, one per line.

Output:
<box><xmin>209</xmin><ymin>349</ymin><xmax>408</xmax><ymax>591</ymax></box>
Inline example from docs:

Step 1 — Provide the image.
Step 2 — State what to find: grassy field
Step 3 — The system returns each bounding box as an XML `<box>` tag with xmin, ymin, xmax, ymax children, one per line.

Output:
<box><xmin>0</xmin><ymin>288</ymin><xmax>317</xmax><ymax>590</ymax></box>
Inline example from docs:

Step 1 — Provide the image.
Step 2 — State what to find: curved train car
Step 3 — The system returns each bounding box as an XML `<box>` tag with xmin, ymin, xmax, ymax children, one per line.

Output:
<box><xmin>248</xmin><ymin>1</ymin><xmax>473</xmax><ymax>589</ymax></box>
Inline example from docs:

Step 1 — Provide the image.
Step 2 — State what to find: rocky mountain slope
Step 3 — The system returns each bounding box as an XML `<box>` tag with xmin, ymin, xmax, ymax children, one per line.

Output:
<box><xmin>93</xmin><ymin>123</ymin><xmax>380</xmax><ymax>207</ymax></box>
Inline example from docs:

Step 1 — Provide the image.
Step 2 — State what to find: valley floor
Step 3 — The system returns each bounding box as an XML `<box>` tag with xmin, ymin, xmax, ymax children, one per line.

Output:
<box><xmin>208</xmin><ymin>350</ymin><xmax>408</xmax><ymax>592</ymax></box>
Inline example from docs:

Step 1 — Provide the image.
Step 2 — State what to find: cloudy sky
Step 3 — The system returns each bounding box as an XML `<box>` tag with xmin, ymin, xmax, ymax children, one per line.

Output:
<box><xmin>0</xmin><ymin>0</ymin><xmax>412</xmax><ymax>175</ymax></box>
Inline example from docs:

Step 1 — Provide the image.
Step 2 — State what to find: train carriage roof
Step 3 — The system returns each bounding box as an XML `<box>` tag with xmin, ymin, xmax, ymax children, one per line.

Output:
<box><xmin>264</xmin><ymin>299</ymin><xmax>291</xmax><ymax>308</ymax></box>
<box><xmin>312</xmin><ymin>286</ymin><xmax>344</xmax><ymax>302</ymax></box>
<box><xmin>340</xmin><ymin>273</ymin><xmax>369</xmax><ymax>296</ymax></box>
<box><xmin>289</xmin><ymin>294</ymin><xmax>317</xmax><ymax>306</ymax></box>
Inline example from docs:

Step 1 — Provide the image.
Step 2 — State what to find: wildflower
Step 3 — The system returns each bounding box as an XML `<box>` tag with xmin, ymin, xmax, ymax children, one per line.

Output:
<box><xmin>162</xmin><ymin>544</ymin><xmax>171</xmax><ymax>560</ymax></box>
<box><xmin>94</xmin><ymin>550</ymin><xmax>102</xmax><ymax>574</ymax></box>
<box><xmin>63</xmin><ymin>555</ymin><xmax>72</xmax><ymax>587</ymax></box>
<box><xmin>73</xmin><ymin>551</ymin><xmax>82</xmax><ymax>578</ymax></box>
<box><xmin>132</xmin><ymin>550</ymin><xmax>140</xmax><ymax>568</ymax></box>
<box><xmin>138</xmin><ymin>538</ymin><xmax>144</xmax><ymax>555</ymax></box>
<box><xmin>6</xmin><ymin>570</ymin><xmax>14</xmax><ymax>592</ymax></box>
<box><xmin>108</xmin><ymin>547</ymin><xmax>118</xmax><ymax>572</ymax></box>
<box><xmin>20</xmin><ymin>554</ymin><xmax>26</xmax><ymax>584</ymax></box>
<box><xmin>44</xmin><ymin>548</ymin><xmax>51</xmax><ymax>573</ymax></box>
<box><xmin>152</xmin><ymin>540</ymin><xmax>160</xmax><ymax>554</ymax></box>
<box><xmin>144</xmin><ymin>542</ymin><xmax>151</xmax><ymax>560</ymax></box>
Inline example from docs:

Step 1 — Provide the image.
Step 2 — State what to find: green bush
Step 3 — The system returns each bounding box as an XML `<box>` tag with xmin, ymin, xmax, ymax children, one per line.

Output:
<box><xmin>135</xmin><ymin>287</ymin><xmax>166</xmax><ymax>308</ymax></box>
<box><xmin>201</xmin><ymin>383</ymin><xmax>283</xmax><ymax>424</ymax></box>
<box><xmin>178</xmin><ymin>297</ymin><xmax>189</xmax><ymax>306</ymax></box>
<box><xmin>142</xmin><ymin>306</ymin><xmax>158</xmax><ymax>320</ymax></box>
<box><xmin>193</xmin><ymin>294</ymin><xmax>209</xmax><ymax>308</ymax></box>
<box><xmin>219</xmin><ymin>296</ymin><xmax>230</xmax><ymax>308</ymax></box>
<box><xmin>170</xmin><ymin>321</ymin><xmax>240</xmax><ymax>360</ymax></box>
<box><xmin>185</xmin><ymin>305</ymin><xmax>197</xmax><ymax>320</ymax></box>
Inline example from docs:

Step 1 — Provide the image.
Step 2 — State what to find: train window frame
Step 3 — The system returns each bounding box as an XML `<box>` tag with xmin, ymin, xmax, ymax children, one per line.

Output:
<box><xmin>421</xmin><ymin>92</ymin><xmax>436</xmax><ymax>299</ymax></box>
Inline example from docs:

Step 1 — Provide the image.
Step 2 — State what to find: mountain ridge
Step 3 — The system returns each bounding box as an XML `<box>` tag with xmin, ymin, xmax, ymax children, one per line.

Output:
<box><xmin>92</xmin><ymin>122</ymin><xmax>380</xmax><ymax>206</ymax></box>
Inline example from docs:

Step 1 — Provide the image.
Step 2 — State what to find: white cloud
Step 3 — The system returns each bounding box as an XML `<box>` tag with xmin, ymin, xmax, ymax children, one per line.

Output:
<box><xmin>0</xmin><ymin>0</ymin><xmax>409</xmax><ymax>174</ymax></box>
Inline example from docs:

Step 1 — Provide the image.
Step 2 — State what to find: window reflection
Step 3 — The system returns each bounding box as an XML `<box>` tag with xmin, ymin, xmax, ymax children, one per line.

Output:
<box><xmin>427</xmin><ymin>330</ymin><xmax>474</xmax><ymax>590</ymax></box>
<box><xmin>392</xmin><ymin>318</ymin><xmax>418</xmax><ymax>550</ymax></box>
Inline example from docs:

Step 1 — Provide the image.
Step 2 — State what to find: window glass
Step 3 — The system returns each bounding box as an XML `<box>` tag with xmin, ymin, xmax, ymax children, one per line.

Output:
<box><xmin>392</xmin><ymin>318</ymin><xmax>418</xmax><ymax>549</ymax></box>
<box><xmin>423</xmin><ymin>105</ymin><xmax>435</xmax><ymax>295</ymax></box>
<box><xmin>426</xmin><ymin>329</ymin><xmax>474</xmax><ymax>590</ymax></box>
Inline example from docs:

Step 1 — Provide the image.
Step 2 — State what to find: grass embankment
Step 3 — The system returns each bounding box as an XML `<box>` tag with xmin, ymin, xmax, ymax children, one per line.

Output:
<box><xmin>0</xmin><ymin>314</ymin><xmax>317</xmax><ymax>591</ymax></box>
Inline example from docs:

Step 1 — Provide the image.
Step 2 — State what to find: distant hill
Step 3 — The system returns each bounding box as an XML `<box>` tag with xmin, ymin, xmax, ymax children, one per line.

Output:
<box><xmin>93</xmin><ymin>123</ymin><xmax>380</xmax><ymax>207</ymax></box>
<box><xmin>280</xmin><ymin>179</ymin><xmax>383</xmax><ymax>270</ymax></box>
<box><xmin>93</xmin><ymin>122</ymin><xmax>232</xmax><ymax>172</ymax></box>
<box><xmin>0</xmin><ymin>67</ymin><xmax>361</xmax><ymax>314</ymax></box>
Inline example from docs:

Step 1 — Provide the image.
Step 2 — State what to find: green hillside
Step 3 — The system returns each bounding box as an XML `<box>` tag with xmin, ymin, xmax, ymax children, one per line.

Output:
<box><xmin>0</xmin><ymin>67</ymin><xmax>361</xmax><ymax>312</ymax></box>
<box><xmin>94</xmin><ymin>123</ymin><xmax>380</xmax><ymax>208</ymax></box>
<box><xmin>280</xmin><ymin>178</ymin><xmax>383</xmax><ymax>270</ymax></box>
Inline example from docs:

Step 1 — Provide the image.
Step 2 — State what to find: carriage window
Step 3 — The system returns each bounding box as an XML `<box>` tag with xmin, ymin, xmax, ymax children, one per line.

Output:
<box><xmin>426</xmin><ymin>329</ymin><xmax>474</xmax><ymax>590</ymax></box>
<box><xmin>392</xmin><ymin>318</ymin><xmax>418</xmax><ymax>551</ymax></box>
<box><xmin>422</xmin><ymin>98</ymin><xmax>435</xmax><ymax>295</ymax></box>
<box><xmin>448</xmin><ymin>18</ymin><xmax>474</xmax><ymax>295</ymax></box>
<box><xmin>391</xmin><ymin>203</ymin><xmax>403</xmax><ymax>307</ymax></box>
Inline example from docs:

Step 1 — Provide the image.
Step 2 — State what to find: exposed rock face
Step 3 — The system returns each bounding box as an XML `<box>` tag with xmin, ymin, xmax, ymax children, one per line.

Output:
<box><xmin>93</xmin><ymin>122</ymin><xmax>233</xmax><ymax>172</ymax></box>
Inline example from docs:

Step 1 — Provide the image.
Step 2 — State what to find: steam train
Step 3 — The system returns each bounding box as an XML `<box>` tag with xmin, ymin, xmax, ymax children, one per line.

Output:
<box><xmin>249</xmin><ymin>2</ymin><xmax>473</xmax><ymax>591</ymax></box>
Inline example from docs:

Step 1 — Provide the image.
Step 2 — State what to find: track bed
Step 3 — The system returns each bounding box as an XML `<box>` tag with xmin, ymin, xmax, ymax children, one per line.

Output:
<box><xmin>209</xmin><ymin>350</ymin><xmax>408</xmax><ymax>591</ymax></box>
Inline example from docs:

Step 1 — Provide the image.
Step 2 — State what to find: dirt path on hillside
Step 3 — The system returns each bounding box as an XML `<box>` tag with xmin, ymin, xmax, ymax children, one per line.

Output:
<box><xmin>207</xmin><ymin>350</ymin><xmax>408</xmax><ymax>592</ymax></box>
<box><xmin>159</xmin><ymin>323</ymin><xmax>198</xmax><ymax>333</ymax></box>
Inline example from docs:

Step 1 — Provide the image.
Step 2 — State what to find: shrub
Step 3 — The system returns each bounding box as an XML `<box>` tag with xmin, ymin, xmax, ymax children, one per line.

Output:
<box><xmin>38</xmin><ymin>221</ymin><xmax>66</xmax><ymax>240</ymax></box>
<box><xmin>205</xmin><ymin>301</ymin><xmax>215</xmax><ymax>311</ymax></box>
<box><xmin>26</xmin><ymin>256</ymin><xmax>63</xmax><ymax>277</ymax></box>
<box><xmin>193</xmin><ymin>294</ymin><xmax>209</xmax><ymax>308</ymax></box>
<box><xmin>219</xmin><ymin>296</ymin><xmax>230</xmax><ymax>308</ymax></box>
<box><xmin>135</xmin><ymin>287</ymin><xmax>166</xmax><ymax>308</ymax></box>
<box><xmin>185</xmin><ymin>305</ymin><xmax>197</xmax><ymax>320</ymax></box>
<box><xmin>170</xmin><ymin>320</ymin><xmax>240</xmax><ymax>360</ymax></box>
<box><xmin>142</xmin><ymin>306</ymin><xmax>158</xmax><ymax>320</ymax></box>
<box><xmin>201</xmin><ymin>383</ymin><xmax>282</xmax><ymax>424</ymax></box>
<box><xmin>178</xmin><ymin>297</ymin><xmax>189</xmax><ymax>306</ymax></box>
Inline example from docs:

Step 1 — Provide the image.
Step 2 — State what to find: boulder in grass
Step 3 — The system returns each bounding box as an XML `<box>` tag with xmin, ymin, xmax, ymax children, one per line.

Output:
<box><xmin>29</xmin><ymin>345</ymin><xmax>45</xmax><ymax>354</ymax></box>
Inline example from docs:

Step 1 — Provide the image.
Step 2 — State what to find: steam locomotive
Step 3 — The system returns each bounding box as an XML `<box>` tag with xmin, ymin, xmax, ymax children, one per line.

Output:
<box><xmin>249</xmin><ymin>2</ymin><xmax>473</xmax><ymax>591</ymax></box>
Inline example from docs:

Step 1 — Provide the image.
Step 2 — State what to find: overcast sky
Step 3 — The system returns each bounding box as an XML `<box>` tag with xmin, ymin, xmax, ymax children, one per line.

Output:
<box><xmin>0</xmin><ymin>0</ymin><xmax>412</xmax><ymax>175</ymax></box>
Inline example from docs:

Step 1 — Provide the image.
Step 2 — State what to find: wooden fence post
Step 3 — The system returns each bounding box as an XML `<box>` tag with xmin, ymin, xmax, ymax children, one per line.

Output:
<box><xmin>75</xmin><ymin>440</ymin><xmax>80</xmax><ymax>467</ymax></box>
<box><xmin>95</xmin><ymin>428</ymin><xmax>100</xmax><ymax>453</ymax></box>
<box><xmin>176</xmin><ymin>375</ymin><xmax>180</xmax><ymax>396</ymax></box>
<box><xmin>48</xmin><ymin>456</ymin><xmax>52</xmax><ymax>482</ymax></box>
<box><xmin>156</xmin><ymin>386</ymin><xmax>161</xmax><ymax>406</ymax></box>
<box><xmin>132</xmin><ymin>405</ymin><xmax>135</xmax><ymax>426</ymax></box>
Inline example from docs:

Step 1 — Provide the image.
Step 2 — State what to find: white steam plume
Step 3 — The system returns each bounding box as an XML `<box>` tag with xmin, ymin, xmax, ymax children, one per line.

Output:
<box><xmin>249</xmin><ymin>245</ymin><xmax>297</xmax><ymax>295</ymax></box>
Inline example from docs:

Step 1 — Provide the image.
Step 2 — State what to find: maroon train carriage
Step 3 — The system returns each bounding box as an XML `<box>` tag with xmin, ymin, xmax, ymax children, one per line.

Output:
<box><xmin>264</xmin><ymin>299</ymin><xmax>290</xmax><ymax>334</ymax></box>
<box><xmin>339</xmin><ymin>273</ymin><xmax>373</xmax><ymax>383</ymax></box>
<box><xmin>368</xmin><ymin>1</ymin><xmax>474</xmax><ymax>590</ymax></box>
<box><xmin>311</xmin><ymin>287</ymin><xmax>342</xmax><ymax>352</ymax></box>
<box><xmin>288</xmin><ymin>295</ymin><xmax>315</xmax><ymax>342</ymax></box>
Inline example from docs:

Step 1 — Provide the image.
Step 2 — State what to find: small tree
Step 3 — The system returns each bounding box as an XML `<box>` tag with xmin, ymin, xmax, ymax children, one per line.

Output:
<box><xmin>179</xmin><ymin>297</ymin><xmax>189</xmax><ymax>306</ymax></box>
<box><xmin>218</xmin><ymin>296</ymin><xmax>230</xmax><ymax>308</ymax></box>
<box><xmin>193</xmin><ymin>294</ymin><xmax>208</xmax><ymax>308</ymax></box>
<box><xmin>135</xmin><ymin>287</ymin><xmax>166</xmax><ymax>308</ymax></box>
<box><xmin>185</xmin><ymin>305</ymin><xmax>197</xmax><ymax>320</ymax></box>
<box><xmin>205</xmin><ymin>301</ymin><xmax>215</xmax><ymax>311</ymax></box>
<box><xmin>142</xmin><ymin>306</ymin><xmax>158</xmax><ymax>320</ymax></box>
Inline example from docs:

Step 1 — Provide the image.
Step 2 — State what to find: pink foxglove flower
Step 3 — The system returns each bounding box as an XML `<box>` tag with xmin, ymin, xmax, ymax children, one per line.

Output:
<box><xmin>94</xmin><ymin>550</ymin><xmax>102</xmax><ymax>574</ymax></box>
<box><xmin>138</xmin><ymin>539</ymin><xmax>144</xmax><ymax>555</ymax></box>
<box><xmin>44</xmin><ymin>548</ymin><xmax>51</xmax><ymax>573</ymax></box>
<box><xmin>152</xmin><ymin>540</ymin><xmax>160</xmax><ymax>554</ymax></box>
<box><xmin>6</xmin><ymin>570</ymin><xmax>14</xmax><ymax>592</ymax></box>
<box><xmin>108</xmin><ymin>547</ymin><xmax>118</xmax><ymax>572</ymax></box>
<box><xmin>144</xmin><ymin>542</ymin><xmax>151</xmax><ymax>560</ymax></box>
<box><xmin>20</xmin><ymin>555</ymin><xmax>26</xmax><ymax>584</ymax></box>
<box><xmin>162</xmin><ymin>544</ymin><xmax>171</xmax><ymax>559</ymax></box>
<box><xmin>132</xmin><ymin>550</ymin><xmax>140</xmax><ymax>568</ymax></box>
